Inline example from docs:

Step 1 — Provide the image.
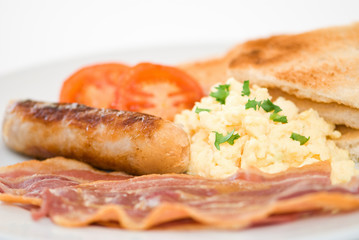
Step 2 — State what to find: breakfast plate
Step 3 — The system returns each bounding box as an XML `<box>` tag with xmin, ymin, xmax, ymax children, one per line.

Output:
<box><xmin>0</xmin><ymin>44</ymin><xmax>359</xmax><ymax>240</ymax></box>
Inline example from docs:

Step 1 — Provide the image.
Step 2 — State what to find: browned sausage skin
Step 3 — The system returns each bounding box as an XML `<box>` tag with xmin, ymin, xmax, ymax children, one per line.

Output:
<box><xmin>2</xmin><ymin>100</ymin><xmax>190</xmax><ymax>175</ymax></box>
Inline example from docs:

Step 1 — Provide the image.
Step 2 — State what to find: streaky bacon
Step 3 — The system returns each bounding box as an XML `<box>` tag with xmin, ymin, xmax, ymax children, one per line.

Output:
<box><xmin>0</xmin><ymin>157</ymin><xmax>131</xmax><ymax>205</ymax></box>
<box><xmin>30</xmin><ymin>161</ymin><xmax>359</xmax><ymax>230</ymax></box>
<box><xmin>1</xmin><ymin>158</ymin><xmax>359</xmax><ymax>230</ymax></box>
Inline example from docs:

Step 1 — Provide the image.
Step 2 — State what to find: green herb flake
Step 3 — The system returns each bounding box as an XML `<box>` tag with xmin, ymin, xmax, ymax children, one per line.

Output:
<box><xmin>209</xmin><ymin>84</ymin><xmax>230</xmax><ymax>104</ymax></box>
<box><xmin>261</xmin><ymin>99</ymin><xmax>282</xmax><ymax>113</ymax></box>
<box><xmin>245</xmin><ymin>98</ymin><xmax>261</xmax><ymax>110</ymax></box>
<box><xmin>241</xmin><ymin>80</ymin><xmax>250</xmax><ymax>96</ymax></box>
<box><xmin>213</xmin><ymin>129</ymin><xmax>240</xmax><ymax>150</ymax></box>
<box><xmin>195</xmin><ymin>107</ymin><xmax>211</xmax><ymax>114</ymax></box>
<box><xmin>290</xmin><ymin>132</ymin><xmax>310</xmax><ymax>145</ymax></box>
<box><xmin>270</xmin><ymin>112</ymin><xmax>288</xmax><ymax>123</ymax></box>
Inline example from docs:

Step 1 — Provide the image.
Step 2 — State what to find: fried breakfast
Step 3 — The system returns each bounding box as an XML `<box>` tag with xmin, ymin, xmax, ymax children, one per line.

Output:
<box><xmin>1</xmin><ymin>22</ymin><xmax>359</xmax><ymax>230</ymax></box>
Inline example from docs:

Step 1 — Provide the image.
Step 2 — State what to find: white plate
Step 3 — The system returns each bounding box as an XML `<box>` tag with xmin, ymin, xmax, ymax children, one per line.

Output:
<box><xmin>1</xmin><ymin>44</ymin><xmax>359</xmax><ymax>240</ymax></box>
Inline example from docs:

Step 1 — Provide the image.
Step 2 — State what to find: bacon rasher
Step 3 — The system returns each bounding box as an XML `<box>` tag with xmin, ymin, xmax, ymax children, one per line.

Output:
<box><xmin>0</xmin><ymin>157</ymin><xmax>131</xmax><ymax>205</ymax></box>
<box><xmin>1</xmin><ymin>158</ymin><xmax>359</xmax><ymax>230</ymax></box>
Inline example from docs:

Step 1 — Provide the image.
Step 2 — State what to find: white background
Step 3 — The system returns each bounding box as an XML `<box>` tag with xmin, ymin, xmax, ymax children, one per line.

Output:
<box><xmin>0</xmin><ymin>0</ymin><xmax>358</xmax><ymax>76</ymax></box>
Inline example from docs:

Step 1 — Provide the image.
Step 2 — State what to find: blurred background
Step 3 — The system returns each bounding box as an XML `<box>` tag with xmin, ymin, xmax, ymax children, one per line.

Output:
<box><xmin>0</xmin><ymin>0</ymin><xmax>358</xmax><ymax>76</ymax></box>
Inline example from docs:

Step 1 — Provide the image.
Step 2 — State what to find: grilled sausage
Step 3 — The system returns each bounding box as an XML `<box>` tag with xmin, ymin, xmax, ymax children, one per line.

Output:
<box><xmin>2</xmin><ymin>100</ymin><xmax>190</xmax><ymax>175</ymax></box>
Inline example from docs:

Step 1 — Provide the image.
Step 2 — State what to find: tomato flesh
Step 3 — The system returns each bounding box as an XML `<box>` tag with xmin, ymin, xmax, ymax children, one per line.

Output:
<box><xmin>115</xmin><ymin>63</ymin><xmax>204</xmax><ymax>120</ymax></box>
<box><xmin>59</xmin><ymin>63</ymin><xmax>129</xmax><ymax>108</ymax></box>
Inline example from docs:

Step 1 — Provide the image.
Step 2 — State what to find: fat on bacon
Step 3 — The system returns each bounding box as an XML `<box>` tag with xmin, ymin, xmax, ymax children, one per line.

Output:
<box><xmin>1</xmin><ymin>157</ymin><xmax>359</xmax><ymax>230</ymax></box>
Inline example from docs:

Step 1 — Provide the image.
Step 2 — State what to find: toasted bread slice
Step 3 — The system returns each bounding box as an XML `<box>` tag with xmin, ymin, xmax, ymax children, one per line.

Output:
<box><xmin>178</xmin><ymin>57</ymin><xmax>229</xmax><ymax>94</ymax></box>
<box><xmin>269</xmin><ymin>88</ymin><xmax>359</xmax><ymax>129</ymax></box>
<box><xmin>229</xmin><ymin>22</ymin><xmax>359</xmax><ymax>109</ymax></box>
<box><xmin>178</xmin><ymin>44</ymin><xmax>243</xmax><ymax>94</ymax></box>
<box><xmin>335</xmin><ymin>126</ymin><xmax>359</xmax><ymax>162</ymax></box>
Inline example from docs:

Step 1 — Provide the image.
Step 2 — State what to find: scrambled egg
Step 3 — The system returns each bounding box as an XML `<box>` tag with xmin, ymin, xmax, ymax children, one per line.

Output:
<box><xmin>175</xmin><ymin>78</ymin><xmax>357</xmax><ymax>184</ymax></box>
